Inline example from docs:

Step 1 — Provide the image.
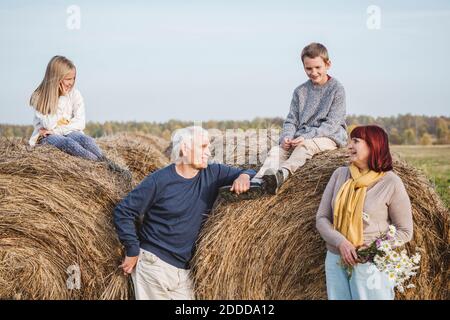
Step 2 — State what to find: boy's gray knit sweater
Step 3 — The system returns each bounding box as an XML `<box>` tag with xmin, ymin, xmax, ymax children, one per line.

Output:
<box><xmin>280</xmin><ymin>77</ymin><xmax>348</xmax><ymax>147</ymax></box>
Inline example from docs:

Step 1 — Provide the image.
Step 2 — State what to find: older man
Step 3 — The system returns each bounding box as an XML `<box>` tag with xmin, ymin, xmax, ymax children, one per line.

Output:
<box><xmin>114</xmin><ymin>126</ymin><xmax>256</xmax><ymax>300</ymax></box>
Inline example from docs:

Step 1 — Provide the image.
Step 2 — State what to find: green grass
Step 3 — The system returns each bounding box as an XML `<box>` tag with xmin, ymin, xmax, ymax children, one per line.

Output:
<box><xmin>391</xmin><ymin>145</ymin><xmax>450</xmax><ymax>208</ymax></box>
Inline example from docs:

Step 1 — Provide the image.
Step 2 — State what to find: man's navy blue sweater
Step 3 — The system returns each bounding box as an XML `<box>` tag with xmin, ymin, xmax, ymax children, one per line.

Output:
<box><xmin>114</xmin><ymin>163</ymin><xmax>256</xmax><ymax>269</ymax></box>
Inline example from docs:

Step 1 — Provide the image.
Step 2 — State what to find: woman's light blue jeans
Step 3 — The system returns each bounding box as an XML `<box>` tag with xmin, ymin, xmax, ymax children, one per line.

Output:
<box><xmin>325</xmin><ymin>251</ymin><xmax>395</xmax><ymax>300</ymax></box>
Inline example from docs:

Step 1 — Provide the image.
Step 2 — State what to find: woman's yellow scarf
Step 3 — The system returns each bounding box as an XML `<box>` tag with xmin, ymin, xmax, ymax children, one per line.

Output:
<box><xmin>333</xmin><ymin>163</ymin><xmax>385</xmax><ymax>247</ymax></box>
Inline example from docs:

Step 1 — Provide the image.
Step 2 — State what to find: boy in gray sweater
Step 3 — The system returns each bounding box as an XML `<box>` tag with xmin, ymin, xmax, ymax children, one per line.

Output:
<box><xmin>222</xmin><ymin>43</ymin><xmax>347</xmax><ymax>198</ymax></box>
<box><xmin>262</xmin><ymin>42</ymin><xmax>348</xmax><ymax>194</ymax></box>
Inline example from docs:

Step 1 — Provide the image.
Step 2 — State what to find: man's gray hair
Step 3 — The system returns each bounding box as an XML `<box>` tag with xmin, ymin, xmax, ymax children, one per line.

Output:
<box><xmin>171</xmin><ymin>126</ymin><xmax>209</xmax><ymax>162</ymax></box>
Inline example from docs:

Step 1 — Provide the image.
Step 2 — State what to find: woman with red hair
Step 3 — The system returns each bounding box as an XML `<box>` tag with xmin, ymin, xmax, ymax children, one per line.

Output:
<box><xmin>316</xmin><ymin>125</ymin><xmax>413</xmax><ymax>300</ymax></box>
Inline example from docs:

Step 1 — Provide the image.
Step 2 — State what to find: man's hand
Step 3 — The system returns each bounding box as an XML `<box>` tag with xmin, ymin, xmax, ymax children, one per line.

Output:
<box><xmin>290</xmin><ymin>136</ymin><xmax>305</xmax><ymax>148</ymax></box>
<box><xmin>120</xmin><ymin>255</ymin><xmax>139</xmax><ymax>276</ymax></box>
<box><xmin>338</xmin><ymin>239</ymin><xmax>358</xmax><ymax>266</ymax></box>
<box><xmin>281</xmin><ymin>137</ymin><xmax>292</xmax><ymax>151</ymax></box>
<box><xmin>39</xmin><ymin>128</ymin><xmax>54</xmax><ymax>137</ymax></box>
<box><xmin>230</xmin><ymin>173</ymin><xmax>251</xmax><ymax>195</ymax></box>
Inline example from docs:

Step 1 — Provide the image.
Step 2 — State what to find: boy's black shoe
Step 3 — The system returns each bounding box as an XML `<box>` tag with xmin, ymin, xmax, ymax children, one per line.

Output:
<box><xmin>219</xmin><ymin>182</ymin><xmax>264</xmax><ymax>202</ymax></box>
<box><xmin>262</xmin><ymin>168</ymin><xmax>285</xmax><ymax>195</ymax></box>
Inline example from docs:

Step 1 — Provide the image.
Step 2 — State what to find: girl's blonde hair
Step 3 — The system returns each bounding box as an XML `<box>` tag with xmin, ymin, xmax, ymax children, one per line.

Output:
<box><xmin>30</xmin><ymin>56</ymin><xmax>76</xmax><ymax>115</ymax></box>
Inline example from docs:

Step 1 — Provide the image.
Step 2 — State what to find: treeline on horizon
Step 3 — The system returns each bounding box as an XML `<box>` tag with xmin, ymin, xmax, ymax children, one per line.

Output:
<box><xmin>1</xmin><ymin>114</ymin><xmax>449</xmax><ymax>145</ymax></box>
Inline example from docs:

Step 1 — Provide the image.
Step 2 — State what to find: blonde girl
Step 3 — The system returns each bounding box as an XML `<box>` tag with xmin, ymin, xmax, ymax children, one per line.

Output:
<box><xmin>29</xmin><ymin>55</ymin><xmax>104</xmax><ymax>161</ymax></box>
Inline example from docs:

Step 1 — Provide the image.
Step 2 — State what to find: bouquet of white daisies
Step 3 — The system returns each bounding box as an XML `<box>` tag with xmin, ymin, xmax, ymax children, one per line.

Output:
<box><xmin>346</xmin><ymin>225</ymin><xmax>421</xmax><ymax>293</ymax></box>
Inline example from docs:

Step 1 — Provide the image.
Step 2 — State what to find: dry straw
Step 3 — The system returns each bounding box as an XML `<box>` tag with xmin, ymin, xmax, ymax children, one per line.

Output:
<box><xmin>191</xmin><ymin>134</ymin><xmax>449</xmax><ymax>300</ymax></box>
<box><xmin>0</xmin><ymin>134</ymin><xmax>168</xmax><ymax>299</ymax></box>
<box><xmin>0</xmin><ymin>131</ymin><xmax>448</xmax><ymax>299</ymax></box>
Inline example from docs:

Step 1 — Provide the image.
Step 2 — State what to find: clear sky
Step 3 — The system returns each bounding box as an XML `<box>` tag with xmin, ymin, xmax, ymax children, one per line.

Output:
<box><xmin>1</xmin><ymin>0</ymin><xmax>449</xmax><ymax>125</ymax></box>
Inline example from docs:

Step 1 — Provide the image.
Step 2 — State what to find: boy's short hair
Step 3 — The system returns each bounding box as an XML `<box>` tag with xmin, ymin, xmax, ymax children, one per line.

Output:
<box><xmin>301</xmin><ymin>43</ymin><xmax>329</xmax><ymax>64</ymax></box>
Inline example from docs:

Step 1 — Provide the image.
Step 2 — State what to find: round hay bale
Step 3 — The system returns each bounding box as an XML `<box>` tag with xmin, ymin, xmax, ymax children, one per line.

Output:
<box><xmin>0</xmin><ymin>134</ymin><xmax>169</xmax><ymax>299</ymax></box>
<box><xmin>191</xmin><ymin>148</ymin><xmax>449</xmax><ymax>300</ymax></box>
<box><xmin>208</xmin><ymin>128</ymin><xmax>279</xmax><ymax>171</ymax></box>
<box><xmin>97</xmin><ymin>132</ymin><xmax>169</xmax><ymax>183</ymax></box>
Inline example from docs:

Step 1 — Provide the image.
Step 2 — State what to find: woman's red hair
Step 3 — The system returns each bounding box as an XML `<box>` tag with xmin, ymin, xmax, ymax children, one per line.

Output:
<box><xmin>350</xmin><ymin>125</ymin><xmax>393</xmax><ymax>172</ymax></box>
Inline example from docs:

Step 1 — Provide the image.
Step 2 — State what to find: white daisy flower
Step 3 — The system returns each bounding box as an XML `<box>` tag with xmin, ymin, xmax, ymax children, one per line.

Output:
<box><xmin>388</xmin><ymin>272</ymin><xmax>397</xmax><ymax>281</ymax></box>
<box><xmin>388</xmin><ymin>225</ymin><xmax>396</xmax><ymax>237</ymax></box>
<box><xmin>412</xmin><ymin>253</ymin><xmax>421</xmax><ymax>264</ymax></box>
<box><xmin>379</xmin><ymin>241</ymin><xmax>391</xmax><ymax>253</ymax></box>
<box><xmin>394</xmin><ymin>240</ymin><xmax>403</xmax><ymax>247</ymax></box>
